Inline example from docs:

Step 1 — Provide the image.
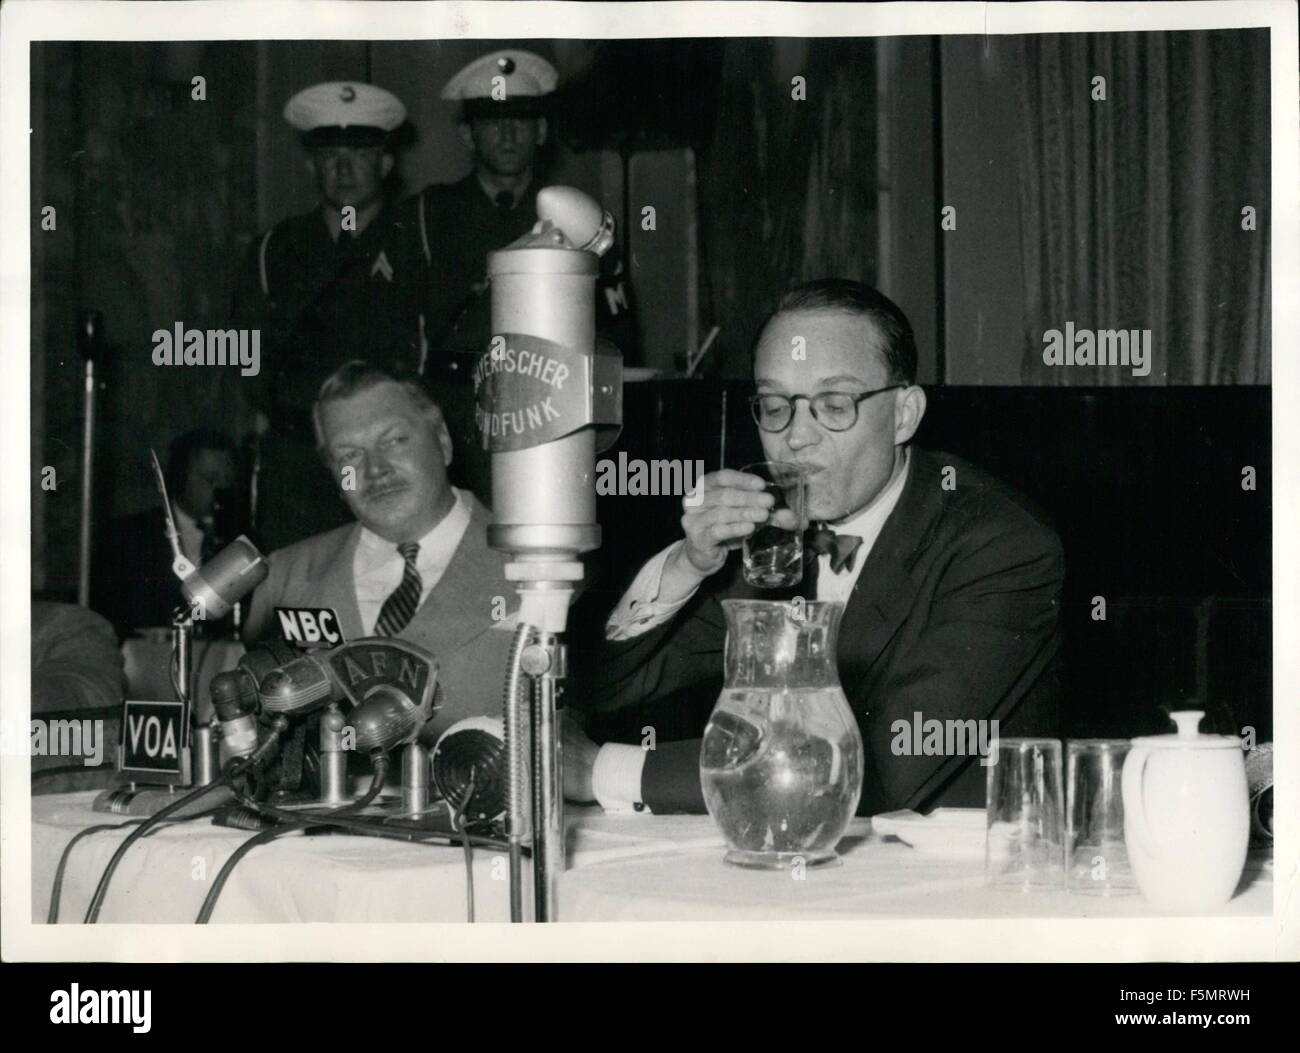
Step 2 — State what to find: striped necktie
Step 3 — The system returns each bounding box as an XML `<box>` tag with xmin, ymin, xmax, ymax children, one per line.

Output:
<box><xmin>374</xmin><ymin>541</ymin><xmax>422</xmax><ymax>637</ymax></box>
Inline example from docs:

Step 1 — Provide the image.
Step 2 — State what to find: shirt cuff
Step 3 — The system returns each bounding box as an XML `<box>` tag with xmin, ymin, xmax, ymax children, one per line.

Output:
<box><xmin>605</xmin><ymin>540</ymin><xmax>707</xmax><ymax>641</ymax></box>
<box><xmin>592</xmin><ymin>743</ymin><xmax>650</xmax><ymax>814</ymax></box>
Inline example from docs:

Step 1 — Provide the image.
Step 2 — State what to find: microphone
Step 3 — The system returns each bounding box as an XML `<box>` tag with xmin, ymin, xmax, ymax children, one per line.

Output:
<box><xmin>431</xmin><ymin>716</ymin><xmax>513</xmax><ymax>826</ymax></box>
<box><xmin>209</xmin><ymin>668</ymin><xmax>261</xmax><ymax>764</ymax></box>
<box><xmin>257</xmin><ymin>651</ymin><xmax>344</xmax><ymax>715</ymax></box>
<box><xmin>345</xmin><ymin>685</ymin><xmax>427</xmax><ymax>755</ymax></box>
<box><xmin>533</xmin><ymin>186</ymin><xmax>616</xmax><ymax>255</ymax></box>
<box><xmin>479</xmin><ymin>188</ymin><xmax>624</xmax><ymax>920</ymax></box>
<box><xmin>479</xmin><ymin>184</ymin><xmax>623</xmax><ymax>566</ymax></box>
<box><xmin>181</xmin><ymin>536</ymin><xmax>268</xmax><ymax>621</ymax></box>
<box><xmin>147</xmin><ymin>446</ymin><xmax>268</xmax><ymax>619</ymax></box>
<box><xmin>208</xmin><ymin>640</ymin><xmax>313</xmax><ymax>766</ymax></box>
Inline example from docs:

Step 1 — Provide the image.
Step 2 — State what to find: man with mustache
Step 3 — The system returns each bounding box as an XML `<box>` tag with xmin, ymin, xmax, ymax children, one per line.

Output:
<box><xmin>242</xmin><ymin>360</ymin><xmax>516</xmax><ymax>749</ymax></box>
<box><xmin>566</xmin><ymin>279</ymin><xmax>1064</xmax><ymax>816</ymax></box>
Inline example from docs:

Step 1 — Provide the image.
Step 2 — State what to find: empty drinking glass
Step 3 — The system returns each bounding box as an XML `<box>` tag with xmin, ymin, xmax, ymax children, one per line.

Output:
<box><xmin>986</xmin><ymin>737</ymin><xmax>1065</xmax><ymax>890</ymax></box>
<box><xmin>1066</xmin><ymin>739</ymin><xmax>1136</xmax><ymax>895</ymax></box>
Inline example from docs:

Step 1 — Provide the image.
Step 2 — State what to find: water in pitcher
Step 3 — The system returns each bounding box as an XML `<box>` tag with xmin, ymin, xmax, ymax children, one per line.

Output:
<box><xmin>700</xmin><ymin>687</ymin><xmax>863</xmax><ymax>867</ymax></box>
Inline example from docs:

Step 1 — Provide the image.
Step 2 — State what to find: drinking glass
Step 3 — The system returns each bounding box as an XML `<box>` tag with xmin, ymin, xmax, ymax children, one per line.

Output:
<box><xmin>740</xmin><ymin>461</ymin><xmax>807</xmax><ymax>589</ymax></box>
<box><xmin>1066</xmin><ymin>739</ymin><xmax>1136</xmax><ymax>895</ymax></box>
<box><xmin>986</xmin><ymin>737</ymin><xmax>1065</xmax><ymax>890</ymax></box>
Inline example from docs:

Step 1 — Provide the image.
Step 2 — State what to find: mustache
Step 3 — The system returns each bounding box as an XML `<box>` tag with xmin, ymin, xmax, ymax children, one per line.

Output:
<box><xmin>362</xmin><ymin>479</ymin><xmax>410</xmax><ymax>499</ymax></box>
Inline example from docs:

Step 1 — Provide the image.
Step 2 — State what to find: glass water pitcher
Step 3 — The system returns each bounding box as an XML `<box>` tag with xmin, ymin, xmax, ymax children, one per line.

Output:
<box><xmin>700</xmin><ymin>599</ymin><xmax>864</xmax><ymax>868</ymax></box>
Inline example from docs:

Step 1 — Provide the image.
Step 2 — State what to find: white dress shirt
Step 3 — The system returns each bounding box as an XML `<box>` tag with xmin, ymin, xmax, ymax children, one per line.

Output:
<box><xmin>593</xmin><ymin>450</ymin><xmax>913</xmax><ymax>811</ymax></box>
<box><xmin>352</xmin><ymin>488</ymin><xmax>472</xmax><ymax>636</ymax></box>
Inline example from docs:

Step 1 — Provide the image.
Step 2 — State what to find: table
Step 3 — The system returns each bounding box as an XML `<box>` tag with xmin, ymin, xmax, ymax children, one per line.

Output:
<box><xmin>32</xmin><ymin>792</ymin><xmax>1272</xmax><ymax>923</ymax></box>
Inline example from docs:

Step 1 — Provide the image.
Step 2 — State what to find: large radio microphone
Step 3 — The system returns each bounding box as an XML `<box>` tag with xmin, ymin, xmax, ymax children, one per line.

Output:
<box><xmin>477</xmin><ymin>185</ymin><xmax>624</xmax><ymax>922</ymax></box>
<box><xmin>477</xmin><ymin>184</ymin><xmax>623</xmax><ymax>567</ymax></box>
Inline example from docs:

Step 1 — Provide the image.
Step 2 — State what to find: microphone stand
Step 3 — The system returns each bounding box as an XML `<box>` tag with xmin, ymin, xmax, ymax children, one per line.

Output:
<box><xmin>76</xmin><ymin>311</ymin><xmax>105</xmax><ymax>606</ymax></box>
<box><xmin>503</xmin><ymin>585</ymin><xmax>578</xmax><ymax>922</ymax></box>
<box><xmin>520</xmin><ymin>625</ymin><xmax>567</xmax><ymax>921</ymax></box>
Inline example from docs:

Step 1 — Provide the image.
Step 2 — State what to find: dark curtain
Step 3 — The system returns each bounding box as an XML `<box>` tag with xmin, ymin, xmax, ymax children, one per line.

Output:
<box><xmin>1015</xmin><ymin>30</ymin><xmax>1271</xmax><ymax>385</ymax></box>
<box><xmin>34</xmin><ymin>43</ymin><xmax>261</xmax><ymax>598</ymax></box>
<box><xmin>698</xmin><ymin>38</ymin><xmax>878</xmax><ymax>376</ymax></box>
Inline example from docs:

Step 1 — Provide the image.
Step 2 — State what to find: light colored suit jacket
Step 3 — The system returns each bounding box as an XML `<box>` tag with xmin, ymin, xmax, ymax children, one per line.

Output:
<box><xmin>243</xmin><ymin>494</ymin><xmax>518</xmax><ymax>741</ymax></box>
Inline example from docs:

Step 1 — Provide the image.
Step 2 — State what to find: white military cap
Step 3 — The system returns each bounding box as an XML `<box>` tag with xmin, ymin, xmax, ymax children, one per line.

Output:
<box><xmin>441</xmin><ymin>50</ymin><xmax>558</xmax><ymax>117</ymax></box>
<box><xmin>284</xmin><ymin>81</ymin><xmax>407</xmax><ymax>146</ymax></box>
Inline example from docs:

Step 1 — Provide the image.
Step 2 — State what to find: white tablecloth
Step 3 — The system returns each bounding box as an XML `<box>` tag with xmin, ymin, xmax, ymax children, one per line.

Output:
<box><xmin>32</xmin><ymin>793</ymin><xmax>1272</xmax><ymax>923</ymax></box>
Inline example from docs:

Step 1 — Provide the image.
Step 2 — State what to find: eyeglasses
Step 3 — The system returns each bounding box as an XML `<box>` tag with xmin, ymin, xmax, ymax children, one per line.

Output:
<box><xmin>748</xmin><ymin>385</ymin><xmax>906</xmax><ymax>433</ymax></box>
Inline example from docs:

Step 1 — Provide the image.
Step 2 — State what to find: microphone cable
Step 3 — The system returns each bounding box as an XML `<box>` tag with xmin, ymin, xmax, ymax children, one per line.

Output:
<box><xmin>342</xmin><ymin>752</ymin><xmax>389</xmax><ymax>813</ymax></box>
<box><xmin>194</xmin><ymin>823</ymin><xmax>326</xmax><ymax>923</ymax></box>
<box><xmin>230</xmin><ymin>786</ymin><xmax>514</xmax><ymax>852</ymax></box>
<box><xmin>217</xmin><ymin>785</ymin><xmax>517</xmax><ymax>924</ymax></box>
<box><xmin>48</xmin><ymin>807</ymin><xmax>220</xmax><ymax>924</ymax></box>
<box><xmin>194</xmin><ymin>756</ymin><xmax>389</xmax><ymax>924</ymax></box>
<box><xmin>451</xmin><ymin>769</ymin><xmax>478</xmax><ymax>922</ymax></box>
<box><xmin>83</xmin><ymin>719</ymin><xmax>288</xmax><ymax>923</ymax></box>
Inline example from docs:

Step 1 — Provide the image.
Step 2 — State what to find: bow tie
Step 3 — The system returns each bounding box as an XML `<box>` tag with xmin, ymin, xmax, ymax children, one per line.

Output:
<box><xmin>807</xmin><ymin>523</ymin><xmax>864</xmax><ymax>575</ymax></box>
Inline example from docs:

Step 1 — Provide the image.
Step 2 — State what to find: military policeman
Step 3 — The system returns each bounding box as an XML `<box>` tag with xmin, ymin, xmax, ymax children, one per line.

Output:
<box><xmin>233</xmin><ymin>81</ymin><xmax>429</xmax><ymax>552</ymax></box>
<box><xmin>405</xmin><ymin>50</ymin><xmax>637</xmax><ymax>502</ymax></box>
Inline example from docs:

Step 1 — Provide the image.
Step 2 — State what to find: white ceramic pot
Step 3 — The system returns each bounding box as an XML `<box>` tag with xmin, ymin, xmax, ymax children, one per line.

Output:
<box><xmin>1122</xmin><ymin>710</ymin><xmax>1249</xmax><ymax>913</ymax></box>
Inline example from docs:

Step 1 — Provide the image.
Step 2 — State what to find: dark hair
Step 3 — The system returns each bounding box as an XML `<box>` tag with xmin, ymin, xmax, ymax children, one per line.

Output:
<box><xmin>757</xmin><ymin>279</ymin><xmax>918</xmax><ymax>384</ymax></box>
<box><xmin>165</xmin><ymin>428</ymin><xmax>237</xmax><ymax>495</ymax></box>
<box><xmin>312</xmin><ymin>360</ymin><xmax>443</xmax><ymax>455</ymax></box>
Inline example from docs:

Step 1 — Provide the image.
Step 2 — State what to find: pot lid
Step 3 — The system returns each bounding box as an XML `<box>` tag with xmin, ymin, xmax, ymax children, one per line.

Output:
<box><xmin>1130</xmin><ymin>710</ymin><xmax>1241</xmax><ymax>750</ymax></box>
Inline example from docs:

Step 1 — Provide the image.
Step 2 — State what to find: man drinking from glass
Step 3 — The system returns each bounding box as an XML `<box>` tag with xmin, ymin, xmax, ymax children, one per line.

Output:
<box><xmin>564</xmin><ymin>279</ymin><xmax>1065</xmax><ymax>816</ymax></box>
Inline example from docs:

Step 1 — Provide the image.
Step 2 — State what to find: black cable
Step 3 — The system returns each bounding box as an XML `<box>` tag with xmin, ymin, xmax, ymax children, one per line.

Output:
<box><xmin>451</xmin><ymin>769</ymin><xmax>478</xmax><ymax>923</ymax></box>
<box><xmin>83</xmin><ymin>719</ymin><xmax>290</xmax><ymax>922</ymax></box>
<box><xmin>224</xmin><ymin>788</ymin><xmax>517</xmax><ymax>923</ymax></box>
<box><xmin>231</xmin><ymin>787</ymin><xmax>516</xmax><ymax>853</ymax></box>
<box><xmin>83</xmin><ymin>774</ymin><xmax>237</xmax><ymax>922</ymax></box>
<box><xmin>195</xmin><ymin>823</ymin><xmax>329</xmax><ymax>923</ymax></box>
<box><xmin>81</xmin><ymin>730</ymin><xmax>285</xmax><ymax>925</ymax></box>
<box><xmin>49</xmin><ymin>820</ymin><xmax>145</xmax><ymax>924</ymax></box>
<box><xmin>60</xmin><ymin>764</ymin><xmax>494</xmax><ymax>925</ymax></box>
<box><xmin>48</xmin><ymin>808</ymin><xmax>219</xmax><ymax>924</ymax></box>
<box><xmin>338</xmin><ymin>754</ymin><xmax>388</xmax><ymax>814</ymax></box>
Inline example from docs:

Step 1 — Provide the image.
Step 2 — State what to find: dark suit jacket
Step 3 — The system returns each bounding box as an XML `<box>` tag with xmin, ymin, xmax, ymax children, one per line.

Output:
<box><xmin>577</xmin><ymin>447</ymin><xmax>1065</xmax><ymax>816</ymax></box>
